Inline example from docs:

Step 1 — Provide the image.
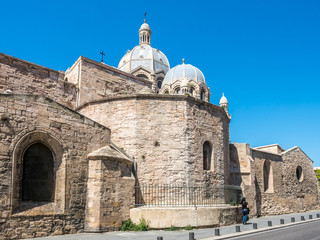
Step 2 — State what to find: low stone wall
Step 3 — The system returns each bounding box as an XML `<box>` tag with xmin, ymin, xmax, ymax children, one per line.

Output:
<box><xmin>130</xmin><ymin>206</ymin><xmax>242</xmax><ymax>228</ymax></box>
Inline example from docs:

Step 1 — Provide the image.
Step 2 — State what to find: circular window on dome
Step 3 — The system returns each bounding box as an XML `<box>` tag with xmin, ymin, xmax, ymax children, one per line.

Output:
<box><xmin>296</xmin><ymin>166</ymin><xmax>304</xmax><ymax>182</ymax></box>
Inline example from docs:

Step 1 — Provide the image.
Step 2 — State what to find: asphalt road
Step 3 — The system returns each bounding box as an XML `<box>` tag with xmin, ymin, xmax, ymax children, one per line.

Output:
<box><xmin>230</xmin><ymin>220</ymin><xmax>320</xmax><ymax>240</ymax></box>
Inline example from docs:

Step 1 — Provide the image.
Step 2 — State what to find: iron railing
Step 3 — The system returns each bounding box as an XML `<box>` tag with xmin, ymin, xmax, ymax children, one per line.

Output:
<box><xmin>135</xmin><ymin>184</ymin><xmax>242</xmax><ymax>207</ymax></box>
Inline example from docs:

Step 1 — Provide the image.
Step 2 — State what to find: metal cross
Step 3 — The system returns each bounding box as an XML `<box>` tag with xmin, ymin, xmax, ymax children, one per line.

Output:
<box><xmin>100</xmin><ymin>51</ymin><xmax>105</xmax><ymax>63</ymax></box>
<box><xmin>144</xmin><ymin>12</ymin><xmax>147</xmax><ymax>20</ymax></box>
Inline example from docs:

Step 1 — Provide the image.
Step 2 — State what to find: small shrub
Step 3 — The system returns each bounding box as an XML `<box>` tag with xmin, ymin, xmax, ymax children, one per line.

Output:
<box><xmin>165</xmin><ymin>225</ymin><xmax>179</xmax><ymax>231</ymax></box>
<box><xmin>230</xmin><ymin>201</ymin><xmax>237</xmax><ymax>206</ymax></box>
<box><xmin>121</xmin><ymin>217</ymin><xmax>150</xmax><ymax>231</ymax></box>
<box><xmin>183</xmin><ymin>225</ymin><xmax>193</xmax><ymax>230</ymax></box>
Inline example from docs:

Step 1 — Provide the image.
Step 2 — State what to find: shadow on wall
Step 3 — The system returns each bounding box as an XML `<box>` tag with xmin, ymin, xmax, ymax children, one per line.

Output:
<box><xmin>229</xmin><ymin>145</ymin><xmax>242</xmax><ymax>186</ymax></box>
<box><xmin>255</xmin><ymin>176</ymin><xmax>261</xmax><ymax>217</ymax></box>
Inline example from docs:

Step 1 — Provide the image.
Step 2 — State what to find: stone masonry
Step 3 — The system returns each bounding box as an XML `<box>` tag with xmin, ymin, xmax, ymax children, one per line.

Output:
<box><xmin>0</xmin><ymin>94</ymin><xmax>134</xmax><ymax>239</ymax></box>
<box><xmin>78</xmin><ymin>94</ymin><xmax>230</xmax><ymax>187</ymax></box>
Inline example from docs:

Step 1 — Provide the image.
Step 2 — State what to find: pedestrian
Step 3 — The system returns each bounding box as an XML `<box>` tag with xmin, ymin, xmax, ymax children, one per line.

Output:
<box><xmin>241</xmin><ymin>197</ymin><xmax>249</xmax><ymax>224</ymax></box>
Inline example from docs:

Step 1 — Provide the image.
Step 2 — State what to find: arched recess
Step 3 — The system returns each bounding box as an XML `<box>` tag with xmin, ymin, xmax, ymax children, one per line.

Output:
<box><xmin>11</xmin><ymin>130</ymin><xmax>65</xmax><ymax>214</ymax></box>
<box><xmin>136</xmin><ymin>74</ymin><xmax>148</xmax><ymax>80</ymax></box>
<box><xmin>22</xmin><ymin>143</ymin><xmax>54</xmax><ymax>201</ymax></box>
<box><xmin>263</xmin><ymin>160</ymin><xmax>274</xmax><ymax>193</ymax></box>
<box><xmin>203</xmin><ymin>141</ymin><xmax>212</xmax><ymax>170</ymax></box>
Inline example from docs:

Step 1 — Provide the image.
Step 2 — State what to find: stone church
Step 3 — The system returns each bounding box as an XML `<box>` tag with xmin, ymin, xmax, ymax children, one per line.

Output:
<box><xmin>0</xmin><ymin>19</ymin><xmax>318</xmax><ymax>239</ymax></box>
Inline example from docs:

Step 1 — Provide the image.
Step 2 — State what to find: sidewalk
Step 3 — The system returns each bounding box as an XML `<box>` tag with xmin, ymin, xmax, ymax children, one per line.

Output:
<box><xmin>33</xmin><ymin>210</ymin><xmax>320</xmax><ymax>240</ymax></box>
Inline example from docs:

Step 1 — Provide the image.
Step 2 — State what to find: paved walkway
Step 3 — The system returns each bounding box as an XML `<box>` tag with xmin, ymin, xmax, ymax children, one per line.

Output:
<box><xmin>33</xmin><ymin>210</ymin><xmax>320</xmax><ymax>240</ymax></box>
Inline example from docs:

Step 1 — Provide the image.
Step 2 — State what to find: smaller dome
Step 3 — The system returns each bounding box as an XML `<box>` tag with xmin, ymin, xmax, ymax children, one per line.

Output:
<box><xmin>139</xmin><ymin>20</ymin><xmax>151</xmax><ymax>32</ymax></box>
<box><xmin>162</xmin><ymin>59</ymin><xmax>206</xmax><ymax>87</ymax></box>
<box><xmin>219</xmin><ymin>93</ymin><xmax>228</xmax><ymax>105</ymax></box>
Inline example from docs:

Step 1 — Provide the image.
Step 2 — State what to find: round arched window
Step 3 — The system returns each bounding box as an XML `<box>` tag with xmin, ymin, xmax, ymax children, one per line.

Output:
<box><xmin>157</xmin><ymin>77</ymin><xmax>163</xmax><ymax>89</ymax></box>
<box><xmin>296</xmin><ymin>166</ymin><xmax>304</xmax><ymax>182</ymax></box>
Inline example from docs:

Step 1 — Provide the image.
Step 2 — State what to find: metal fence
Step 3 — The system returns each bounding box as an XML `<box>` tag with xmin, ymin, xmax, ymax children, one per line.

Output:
<box><xmin>135</xmin><ymin>184</ymin><xmax>242</xmax><ymax>207</ymax></box>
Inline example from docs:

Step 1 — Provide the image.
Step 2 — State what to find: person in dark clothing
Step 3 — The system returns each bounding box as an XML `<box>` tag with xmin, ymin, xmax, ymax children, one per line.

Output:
<box><xmin>241</xmin><ymin>197</ymin><xmax>249</xmax><ymax>224</ymax></box>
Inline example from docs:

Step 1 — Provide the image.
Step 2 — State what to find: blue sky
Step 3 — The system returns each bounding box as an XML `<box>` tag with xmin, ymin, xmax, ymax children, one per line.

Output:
<box><xmin>1</xmin><ymin>0</ymin><xmax>319</xmax><ymax>165</ymax></box>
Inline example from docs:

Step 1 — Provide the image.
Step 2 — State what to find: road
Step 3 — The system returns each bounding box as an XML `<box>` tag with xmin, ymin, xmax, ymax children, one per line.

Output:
<box><xmin>230</xmin><ymin>220</ymin><xmax>320</xmax><ymax>240</ymax></box>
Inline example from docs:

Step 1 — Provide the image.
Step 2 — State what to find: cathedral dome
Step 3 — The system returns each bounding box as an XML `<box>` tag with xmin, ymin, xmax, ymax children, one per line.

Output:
<box><xmin>118</xmin><ymin>44</ymin><xmax>170</xmax><ymax>75</ymax></box>
<box><xmin>118</xmin><ymin>20</ymin><xmax>170</xmax><ymax>80</ymax></box>
<box><xmin>161</xmin><ymin>59</ymin><xmax>210</xmax><ymax>102</ymax></box>
<box><xmin>162</xmin><ymin>59</ymin><xmax>206</xmax><ymax>87</ymax></box>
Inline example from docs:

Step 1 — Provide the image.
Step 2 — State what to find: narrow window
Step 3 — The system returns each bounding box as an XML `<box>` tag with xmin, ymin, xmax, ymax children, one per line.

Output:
<box><xmin>22</xmin><ymin>143</ymin><xmax>54</xmax><ymax>202</ymax></box>
<box><xmin>157</xmin><ymin>77</ymin><xmax>164</xmax><ymax>89</ymax></box>
<box><xmin>296</xmin><ymin>166</ymin><xmax>303</xmax><ymax>182</ymax></box>
<box><xmin>200</xmin><ymin>90</ymin><xmax>205</xmax><ymax>100</ymax></box>
<box><xmin>203</xmin><ymin>141</ymin><xmax>212</xmax><ymax>170</ymax></box>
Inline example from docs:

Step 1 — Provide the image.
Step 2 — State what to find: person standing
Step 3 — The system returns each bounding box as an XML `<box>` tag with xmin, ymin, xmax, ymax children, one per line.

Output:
<box><xmin>241</xmin><ymin>197</ymin><xmax>249</xmax><ymax>224</ymax></box>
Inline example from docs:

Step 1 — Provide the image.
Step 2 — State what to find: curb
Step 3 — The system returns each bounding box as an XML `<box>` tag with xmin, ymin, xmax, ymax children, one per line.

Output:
<box><xmin>200</xmin><ymin>218</ymin><xmax>320</xmax><ymax>240</ymax></box>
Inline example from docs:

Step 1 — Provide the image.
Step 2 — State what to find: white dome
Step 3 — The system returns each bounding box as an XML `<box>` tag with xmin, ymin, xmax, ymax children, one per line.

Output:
<box><xmin>162</xmin><ymin>60</ymin><xmax>206</xmax><ymax>87</ymax></box>
<box><xmin>219</xmin><ymin>93</ymin><xmax>228</xmax><ymax>105</ymax></box>
<box><xmin>118</xmin><ymin>44</ymin><xmax>170</xmax><ymax>74</ymax></box>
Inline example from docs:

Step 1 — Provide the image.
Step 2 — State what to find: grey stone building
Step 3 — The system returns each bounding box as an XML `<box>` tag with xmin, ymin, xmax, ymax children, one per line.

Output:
<box><xmin>0</xmin><ymin>19</ymin><xmax>318</xmax><ymax>239</ymax></box>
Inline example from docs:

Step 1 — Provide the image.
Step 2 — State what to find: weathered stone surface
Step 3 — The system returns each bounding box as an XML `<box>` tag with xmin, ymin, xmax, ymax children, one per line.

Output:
<box><xmin>0</xmin><ymin>53</ymin><xmax>76</xmax><ymax>109</ymax></box>
<box><xmin>65</xmin><ymin>57</ymin><xmax>152</xmax><ymax>107</ymax></box>
<box><xmin>78</xmin><ymin>94</ymin><xmax>230</xmax><ymax>187</ymax></box>
<box><xmin>230</xmin><ymin>143</ymin><xmax>319</xmax><ymax>217</ymax></box>
<box><xmin>0</xmin><ymin>94</ymin><xmax>133</xmax><ymax>239</ymax></box>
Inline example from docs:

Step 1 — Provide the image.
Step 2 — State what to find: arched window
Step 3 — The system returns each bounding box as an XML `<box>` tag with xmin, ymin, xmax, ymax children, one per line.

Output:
<box><xmin>263</xmin><ymin>160</ymin><xmax>274</xmax><ymax>193</ymax></box>
<box><xmin>296</xmin><ymin>166</ymin><xmax>304</xmax><ymax>182</ymax></box>
<box><xmin>200</xmin><ymin>90</ymin><xmax>205</xmax><ymax>100</ymax></box>
<box><xmin>189</xmin><ymin>87</ymin><xmax>194</xmax><ymax>96</ymax></box>
<box><xmin>203</xmin><ymin>141</ymin><xmax>212</xmax><ymax>170</ymax></box>
<box><xmin>137</xmin><ymin>74</ymin><xmax>148</xmax><ymax>80</ymax></box>
<box><xmin>175</xmin><ymin>87</ymin><xmax>181</xmax><ymax>94</ymax></box>
<box><xmin>22</xmin><ymin>143</ymin><xmax>54</xmax><ymax>201</ymax></box>
<box><xmin>157</xmin><ymin>77</ymin><xmax>163</xmax><ymax>89</ymax></box>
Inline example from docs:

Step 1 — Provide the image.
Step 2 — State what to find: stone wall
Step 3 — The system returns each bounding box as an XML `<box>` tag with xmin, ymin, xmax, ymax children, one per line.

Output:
<box><xmin>230</xmin><ymin>143</ymin><xmax>319</xmax><ymax>217</ymax></box>
<box><xmin>0</xmin><ymin>94</ymin><xmax>133</xmax><ymax>239</ymax></box>
<box><xmin>0</xmin><ymin>53</ymin><xmax>76</xmax><ymax>109</ymax></box>
<box><xmin>130</xmin><ymin>206</ymin><xmax>242</xmax><ymax>228</ymax></box>
<box><xmin>281</xmin><ymin>147</ymin><xmax>319</xmax><ymax>212</ymax></box>
<box><xmin>65</xmin><ymin>57</ymin><xmax>153</xmax><ymax>107</ymax></box>
<box><xmin>78</xmin><ymin>94</ymin><xmax>230</xmax><ymax>187</ymax></box>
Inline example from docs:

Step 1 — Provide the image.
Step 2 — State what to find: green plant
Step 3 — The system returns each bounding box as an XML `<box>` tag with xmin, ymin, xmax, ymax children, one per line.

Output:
<box><xmin>142</xmin><ymin>155</ymin><xmax>145</xmax><ymax>159</ymax></box>
<box><xmin>230</xmin><ymin>201</ymin><xmax>237</xmax><ymax>206</ymax></box>
<box><xmin>183</xmin><ymin>225</ymin><xmax>193</xmax><ymax>230</ymax></box>
<box><xmin>165</xmin><ymin>225</ymin><xmax>179</xmax><ymax>231</ymax></box>
<box><xmin>121</xmin><ymin>217</ymin><xmax>150</xmax><ymax>231</ymax></box>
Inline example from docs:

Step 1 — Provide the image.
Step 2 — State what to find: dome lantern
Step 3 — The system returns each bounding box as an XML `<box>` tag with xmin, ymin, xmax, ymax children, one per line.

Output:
<box><xmin>139</xmin><ymin>19</ymin><xmax>152</xmax><ymax>45</ymax></box>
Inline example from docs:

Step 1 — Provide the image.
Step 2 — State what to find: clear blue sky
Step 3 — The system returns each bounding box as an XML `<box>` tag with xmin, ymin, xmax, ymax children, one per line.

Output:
<box><xmin>1</xmin><ymin>0</ymin><xmax>319</xmax><ymax>165</ymax></box>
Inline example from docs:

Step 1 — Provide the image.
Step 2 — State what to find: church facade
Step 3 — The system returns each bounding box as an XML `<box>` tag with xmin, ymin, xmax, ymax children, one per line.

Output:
<box><xmin>0</xmin><ymin>20</ymin><xmax>318</xmax><ymax>239</ymax></box>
